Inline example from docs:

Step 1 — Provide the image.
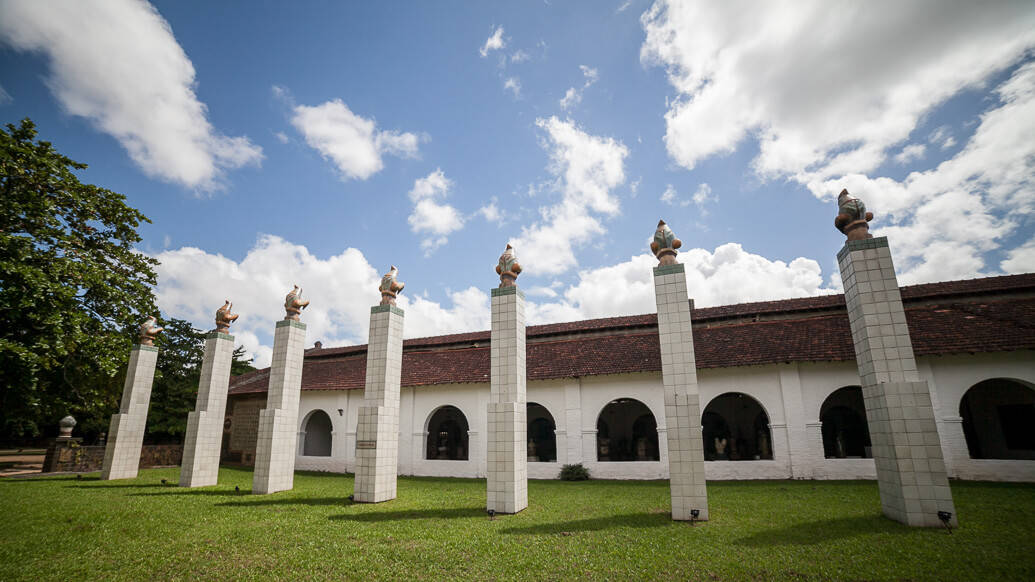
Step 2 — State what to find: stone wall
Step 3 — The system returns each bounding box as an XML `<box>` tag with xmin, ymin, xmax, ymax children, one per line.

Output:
<box><xmin>43</xmin><ymin>442</ymin><xmax>182</xmax><ymax>473</ymax></box>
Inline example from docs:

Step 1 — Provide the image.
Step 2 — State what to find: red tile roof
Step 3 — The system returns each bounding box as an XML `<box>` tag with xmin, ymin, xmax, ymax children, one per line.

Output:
<box><xmin>228</xmin><ymin>274</ymin><xmax>1035</xmax><ymax>395</ymax></box>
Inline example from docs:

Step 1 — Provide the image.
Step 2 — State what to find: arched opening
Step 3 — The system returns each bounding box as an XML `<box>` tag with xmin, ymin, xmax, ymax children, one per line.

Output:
<box><xmin>820</xmin><ymin>386</ymin><xmax>871</xmax><ymax>458</ymax></box>
<box><xmin>526</xmin><ymin>402</ymin><xmax>557</xmax><ymax>462</ymax></box>
<box><xmin>960</xmin><ymin>379</ymin><xmax>1035</xmax><ymax>460</ymax></box>
<box><xmin>425</xmin><ymin>405</ymin><xmax>470</xmax><ymax>460</ymax></box>
<box><xmin>703</xmin><ymin>392</ymin><xmax>772</xmax><ymax>461</ymax></box>
<box><xmin>596</xmin><ymin>398</ymin><xmax>659</xmax><ymax>462</ymax></box>
<box><xmin>302</xmin><ymin>410</ymin><xmax>333</xmax><ymax>457</ymax></box>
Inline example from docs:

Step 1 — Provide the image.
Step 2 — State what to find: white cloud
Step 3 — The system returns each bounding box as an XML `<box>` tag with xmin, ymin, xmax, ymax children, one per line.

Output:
<box><xmin>893</xmin><ymin>144</ymin><xmax>926</xmax><ymax>165</ymax></box>
<box><xmin>274</xmin><ymin>131</ymin><xmax>289</xmax><ymax>144</ymax></box>
<box><xmin>289</xmin><ymin>97</ymin><xmax>420</xmax><ymax>181</ymax></box>
<box><xmin>477</xmin><ymin>199</ymin><xmax>503</xmax><ymax>224</ymax></box>
<box><xmin>153</xmin><ymin>236</ymin><xmax>491</xmax><ymax>367</ymax></box>
<box><xmin>1001</xmin><ymin>237</ymin><xmax>1035</xmax><ymax>273</ymax></box>
<box><xmin>691</xmin><ymin>183</ymin><xmax>715</xmax><ymax>208</ymax></box>
<box><xmin>511</xmin><ymin>49</ymin><xmax>530</xmax><ymax>63</ymax></box>
<box><xmin>617</xmin><ymin>0</ymin><xmax>634</xmax><ymax>13</ymax></box>
<box><xmin>514</xmin><ymin>117</ymin><xmax>629</xmax><ymax>275</ymax></box>
<box><xmin>0</xmin><ymin>84</ymin><xmax>11</xmax><ymax>105</ymax></box>
<box><xmin>660</xmin><ymin>184</ymin><xmax>686</xmax><ymax>206</ymax></box>
<box><xmin>641</xmin><ymin>1</ymin><xmax>1035</xmax><ymax>179</ymax></box>
<box><xmin>504</xmin><ymin>77</ymin><xmax>522</xmax><ymax>98</ymax></box>
<box><xmin>559</xmin><ymin>65</ymin><xmax>600</xmax><ymax>110</ymax></box>
<box><xmin>928</xmin><ymin>125</ymin><xmax>957</xmax><ymax>150</ymax></box>
<box><xmin>407</xmin><ymin>169</ymin><xmax>464</xmax><ymax>255</ymax></box>
<box><xmin>0</xmin><ymin>0</ymin><xmax>262</xmax><ymax>190</ymax></box>
<box><xmin>480</xmin><ymin>26</ymin><xmax>505</xmax><ymax>57</ymax></box>
<box><xmin>809</xmin><ymin>62</ymin><xmax>1035</xmax><ymax>284</ymax></box>
<box><xmin>527</xmin><ymin>243</ymin><xmax>833</xmax><ymax>324</ymax></box>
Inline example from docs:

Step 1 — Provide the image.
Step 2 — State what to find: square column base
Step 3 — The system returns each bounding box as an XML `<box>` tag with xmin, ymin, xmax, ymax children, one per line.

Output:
<box><xmin>253</xmin><ymin>408</ymin><xmax>300</xmax><ymax>495</ymax></box>
<box><xmin>354</xmin><ymin>405</ymin><xmax>400</xmax><ymax>503</ymax></box>
<box><xmin>100</xmin><ymin>412</ymin><xmax>145</xmax><ymax>480</ymax></box>
<box><xmin>866</xmin><ymin>380</ymin><xmax>957</xmax><ymax>527</ymax></box>
<box><xmin>180</xmin><ymin>410</ymin><xmax>221</xmax><ymax>488</ymax></box>
<box><xmin>487</xmin><ymin>402</ymin><xmax>528</xmax><ymax>514</ymax></box>
<box><xmin>665</xmin><ymin>394</ymin><xmax>708</xmax><ymax>521</ymax></box>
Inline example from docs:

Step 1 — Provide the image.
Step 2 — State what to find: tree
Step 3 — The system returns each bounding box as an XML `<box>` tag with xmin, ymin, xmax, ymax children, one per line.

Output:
<box><xmin>0</xmin><ymin>119</ymin><xmax>158</xmax><ymax>441</ymax></box>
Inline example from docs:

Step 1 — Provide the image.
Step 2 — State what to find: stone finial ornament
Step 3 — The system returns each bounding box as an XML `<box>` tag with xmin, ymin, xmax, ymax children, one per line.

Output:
<box><xmin>215</xmin><ymin>300</ymin><xmax>239</xmax><ymax>333</ymax></box>
<box><xmin>58</xmin><ymin>415</ymin><xmax>76</xmax><ymax>439</ymax></box>
<box><xmin>284</xmin><ymin>285</ymin><xmax>310</xmax><ymax>321</ymax></box>
<box><xmin>834</xmin><ymin>189</ymin><xmax>874</xmax><ymax>241</ymax></box>
<box><xmin>379</xmin><ymin>265</ymin><xmax>406</xmax><ymax>306</ymax></box>
<box><xmin>496</xmin><ymin>244</ymin><xmax>522</xmax><ymax>288</ymax></box>
<box><xmin>138</xmin><ymin>315</ymin><xmax>164</xmax><ymax>346</ymax></box>
<box><xmin>650</xmin><ymin>220</ymin><xmax>682</xmax><ymax>266</ymax></box>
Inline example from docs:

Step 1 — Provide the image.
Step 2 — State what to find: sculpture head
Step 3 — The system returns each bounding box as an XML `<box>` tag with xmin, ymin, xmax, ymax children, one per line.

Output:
<box><xmin>379</xmin><ymin>265</ymin><xmax>406</xmax><ymax>306</ymax></box>
<box><xmin>495</xmin><ymin>243</ymin><xmax>522</xmax><ymax>288</ymax></box>
<box><xmin>215</xmin><ymin>300</ymin><xmax>239</xmax><ymax>333</ymax></box>
<box><xmin>834</xmin><ymin>188</ymin><xmax>874</xmax><ymax>241</ymax></box>
<box><xmin>138</xmin><ymin>315</ymin><xmax>164</xmax><ymax>346</ymax></box>
<box><xmin>649</xmin><ymin>219</ymin><xmax>682</xmax><ymax>266</ymax></box>
<box><xmin>284</xmin><ymin>285</ymin><xmax>310</xmax><ymax>321</ymax></box>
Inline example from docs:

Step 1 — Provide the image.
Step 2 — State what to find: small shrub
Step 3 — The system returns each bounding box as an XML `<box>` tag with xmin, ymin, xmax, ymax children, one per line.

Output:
<box><xmin>559</xmin><ymin>463</ymin><xmax>590</xmax><ymax>481</ymax></box>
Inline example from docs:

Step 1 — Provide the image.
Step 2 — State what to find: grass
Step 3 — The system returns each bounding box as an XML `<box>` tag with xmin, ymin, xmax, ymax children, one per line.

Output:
<box><xmin>1</xmin><ymin>468</ymin><xmax>1034</xmax><ymax>581</ymax></box>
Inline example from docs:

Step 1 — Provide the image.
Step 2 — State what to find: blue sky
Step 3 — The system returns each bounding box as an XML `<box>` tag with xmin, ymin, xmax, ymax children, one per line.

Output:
<box><xmin>2</xmin><ymin>1</ymin><xmax>1033</xmax><ymax>367</ymax></box>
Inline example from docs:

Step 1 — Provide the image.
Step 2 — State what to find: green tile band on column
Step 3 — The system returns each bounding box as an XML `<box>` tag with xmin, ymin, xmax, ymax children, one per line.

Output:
<box><xmin>133</xmin><ymin>344</ymin><xmax>159</xmax><ymax>352</ymax></box>
<box><xmin>275</xmin><ymin>320</ymin><xmax>307</xmax><ymax>330</ymax></box>
<box><xmin>205</xmin><ymin>331</ymin><xmax>235</xmax><ymax>340</ymax></box>
<box><xmin>370</xmin><ymin>305</ymin><xmax>405</xmax><ymax>316</ymax></box>
<box><xmin>653</xmin><ymin>263</ymin><xmax>685</xmax><ymax>276</ymax></box>
<box><xmin>491</xmin><ymin>286</ymin><xmax>524</xmax><ymax>299</ymax></box>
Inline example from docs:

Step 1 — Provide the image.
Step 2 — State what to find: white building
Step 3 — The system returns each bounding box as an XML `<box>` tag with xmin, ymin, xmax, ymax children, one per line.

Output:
<box><xmin>224</xmin><ymin>273</ymin><xmax>1035</xmax><ymax>482</ymax></box>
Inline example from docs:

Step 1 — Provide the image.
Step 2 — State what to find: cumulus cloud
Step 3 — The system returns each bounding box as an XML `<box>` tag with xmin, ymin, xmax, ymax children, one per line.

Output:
<box><xmin>559</xmin><ymin>65</ymin><xmax>600</xmax><ymax>110</ymax></box>
<box><xmin>641</xmin><ymin>1</ymin><xmax>1035</xmax><ymax>179</ymax></box>
<box><xmin>510</xmin><ymin>49</ymin><xmax>530</xmax><ymax>64</ymax></box>
<box><xmin>513</xmin><ymin>117</ymin><xmax>629</xmax><ymax>275</ymax></box>
<box><xmin>641</xmin><ymin>0</ymin><xmax>1035</xmax><ymax>283</ymax></box>
<box><xmin>527</xmin><ymin>243</ymin><xmax>833</xmax><ymax>325</ymax></box>
<box><xmin>153</xmin><ymin>236</ymin><xmax>491</xmax><ymax>367</ymax></box>
<box><xmin>1001</xmin><ymin>237</ymin><xmax>1035</xmax><ymax>273</ymax></box>
<box><xmin>477</xmin><ymin>199</ymin><xmax>503</xmax><ymax>224</ymax></box>
<box><xmin>288</xmin><ymin>97</ymin><xmax>420</xmax><ymax>181</ymax></box>
<box><xmin>504</xmin><ymin>77</ymin><xmax>522</xmax><ymax>98</ymax></box>
<box><xmin>407</xmin><ymin>169</ymin><xmax>464</xmax><ymax>255</ymax></box>
<box><xmin>0</xmin><ymin>0</ymin><xmax>262</xmax><ymax>190</ymax></box>
<box><xmin>480</xmin><ymin>26</ymin><xmax>505</xmax><ymax>57</ymax></box>
<box><xmin>660</xmin><ymin>184</ymin><xmax>686</xmax><ymax>207</ymax></box>
<box><xmin>0</xmin><ymin>84</ymin><xmax>11</xmax><ymax>105</ymax></box>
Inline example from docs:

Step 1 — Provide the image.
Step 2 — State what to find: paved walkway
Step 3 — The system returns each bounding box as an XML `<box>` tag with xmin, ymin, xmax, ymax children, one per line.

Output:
<box><xmin>0</xmin><ymin>451</ymin><xmax>45</xmax><ymax>477</ymax></box>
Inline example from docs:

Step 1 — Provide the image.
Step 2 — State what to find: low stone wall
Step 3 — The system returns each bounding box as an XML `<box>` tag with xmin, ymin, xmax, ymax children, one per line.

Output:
<box><xmin>42</xmin><ymin>441</ymin><xmax>183</xmax><ymax>473</ymax></box>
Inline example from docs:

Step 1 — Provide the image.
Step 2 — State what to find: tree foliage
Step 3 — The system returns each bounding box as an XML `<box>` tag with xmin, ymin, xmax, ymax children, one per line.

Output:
<box><xmin>0</xmin><ymin>119</ymin><xmax>158</xmax><ymax>440</ymax></box>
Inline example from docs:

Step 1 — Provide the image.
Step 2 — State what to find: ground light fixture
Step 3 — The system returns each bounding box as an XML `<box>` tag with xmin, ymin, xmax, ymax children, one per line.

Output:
<box><xmin>487</xmin><ymin>509</ymin><xmax>496</xmax><ymax>521</ymax></box>
<box><xmin>937</xmin><ymin>511</ymin><xmax>953</xmax><ymax>534</ymax></box>
<box><xmin>690</xmin><ymin>509</ymin><xmax>700</xmax><ymax>525</ymax></box>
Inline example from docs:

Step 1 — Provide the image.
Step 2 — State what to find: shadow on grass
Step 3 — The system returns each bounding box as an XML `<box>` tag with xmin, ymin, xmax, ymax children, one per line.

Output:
<box><xmin>128</xmin><ymin>488</ymin><xmax>247</xmax><ymax>498</ymax></box>
<box><xmin>329</xmin><ymin>507</ymin><xmax>485</xmax><ymax>522</ymax></box>
<box><xmin>216</xmin><ymin>496</ymin><xmax>352</xmax><ymax>508</ymax></box>
<box><xmin>65</xmin><ymin>483</ymin><xmax>170</xmax><ymax>490</ymax></box>
<box><xmin>499</xmin><ymin>512</ymin><xmax>671</xmax><ymax>535</ymax></box>
<box><xmin>1</xmin><ymin>474</ymin><xmax>100</xmax><ymax>483</ymax></box>
<box><xmin>734</xmin><ymin>515</ymin><xmax>910</xmax><ymax>547</ymax></box>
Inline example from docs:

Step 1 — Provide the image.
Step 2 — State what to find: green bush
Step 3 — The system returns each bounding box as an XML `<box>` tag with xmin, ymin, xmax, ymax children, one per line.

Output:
<box><xmin>559</xmin><ymin>463</ymin><xmax>590</xmax><ymax>481</ymax></box>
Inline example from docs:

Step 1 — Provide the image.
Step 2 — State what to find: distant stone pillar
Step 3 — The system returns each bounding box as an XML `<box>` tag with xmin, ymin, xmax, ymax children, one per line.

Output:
<box><xmin>354</xmin><ymin>266</ymin><xmax>406</xmax><ymax>503</ymax></box>
<box><xmin>487</xmin><ymin>244</ymin><xmax>528</xmax><ymax>514</ymax></box>
<box><xmin>253</xmin><ymin>286</ymin><xmax>310</xmax><ymax>495</ymax></box>
<box><xmin>102</xmin><ymin>317</ymin><xmax>163</xmax><ymax>480</ymax></box>
<box><xmin>650</xmin><ymin>220</ymin><xmax>709</xmax><ymax>521</ymax></box>
<box><xmin>180</xmin><ymin>302</ymin><xmax>239</xmax><ymax>487</ymax></box>
<box><xmin>835</xmin><ymin>190</ymin><xmax>957</xmax><ymax>527</ymax></box>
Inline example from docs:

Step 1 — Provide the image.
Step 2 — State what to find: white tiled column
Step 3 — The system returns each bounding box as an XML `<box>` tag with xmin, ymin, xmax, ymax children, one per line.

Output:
<box><xmin>487</xmin><ymin>286</ymin><xmax>528</xmax><ymax>514</ymax></box>
<box><xmin>653</xmin><ymin>263</ymin><xmax>709</xmax><ymax>521</ymax></box>
<box><xmin>101</xmin><ymin>345</ymin><xmax>159</xmax><ymax>480</ymax></box>
<box><xmin>838</xmin><ymin>237</ymin><xmax>957</xmax><ymax>527</ymax></box>
<box><xmin>354</xmin><ymin>305</ymin><xmax>404</xmax><ymax>503</ymax></box>
<box><xmin>179</xmin><ymin>333</ymin><xmax>234</xmax><ymax>487</ymax></box>
<box><xmin>253</xmin><ymin>320</ymin><xmax>307</xmax><ymax>494</ymax></box>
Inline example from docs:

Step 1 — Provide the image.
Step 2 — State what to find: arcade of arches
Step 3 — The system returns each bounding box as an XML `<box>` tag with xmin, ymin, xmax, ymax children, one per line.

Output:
<box><xmin>302</xmin><ymin>410</ymin><xmax>333</xmax><ymax>457</ymax></box>
<box><xmin>596</xmin><ymin>398</ymin><xmax>660</xmax><ymax>462</ymax></box>
<box><xmin>426</xmin><ymin>405</ymin><xmax>470</xmax><ymax>460</ymax></box>
<box><xmin>703</xmin><ymin>392</ymin><xmax>772</xmax><ymax>461</ymax></box>
<box><xmin>961</xmin><ymin>379</ymin><xmax>1035</xmax><ymax>460</ymax></box>
<box><xmin>526</xmin><ymin>403</ymin><xmax>557</xmax><ymax>462</ymax></box>
<box><xmin>820</xmin><ymin>386</ymin><xmax>872</xmax><ymax>459</ymax></box>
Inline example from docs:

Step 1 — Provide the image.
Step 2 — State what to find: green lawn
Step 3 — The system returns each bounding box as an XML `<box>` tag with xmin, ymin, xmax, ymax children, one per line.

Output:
<box><xmin>1</xmin><ymin>468</ymin><xmax>1033</xmax><ymax>581</ymax></box>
